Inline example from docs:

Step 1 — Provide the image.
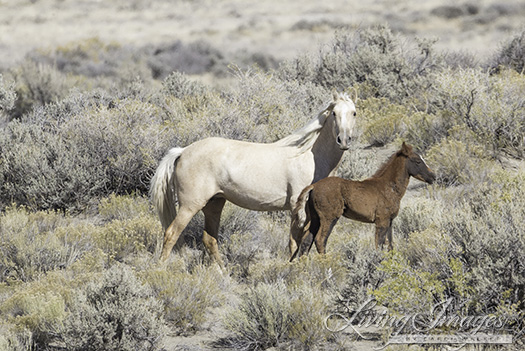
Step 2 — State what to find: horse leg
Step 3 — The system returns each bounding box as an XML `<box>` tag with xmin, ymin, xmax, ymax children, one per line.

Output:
<box><xmin>160</xmin><ymin>205</ymin><xmax>200</xmax><ymax>261</ymax></box>
<box><xmin>314</xmin><ymin>216</ymin><xmax>339</xmax><ymax>255</ymax></box>
<box><xmin>202</xmin><ymin>197</ymin><xmax>226</xmax><ymax>268</ymax></box>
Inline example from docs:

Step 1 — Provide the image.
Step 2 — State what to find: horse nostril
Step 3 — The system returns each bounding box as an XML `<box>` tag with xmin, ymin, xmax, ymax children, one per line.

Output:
<box><xmin>336</xmin><ymin>136</ymin><xmax>342</xmax><ymax>145</ymax></box>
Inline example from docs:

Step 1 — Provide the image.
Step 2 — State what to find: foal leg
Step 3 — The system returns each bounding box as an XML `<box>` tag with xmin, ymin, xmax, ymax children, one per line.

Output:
<box><xmin>202</xmin><ymin>197</ymin><xmax>226</xmax><ymax>268</ymax></box>
<box><xmin>289</xmin><ymin>216</ymin><xmax>309</xmax><ymax>262</ymax></box>
<box><xmin>374</xmin><ymin>222</ymin><xmax>389</xmax><ymax>250</ymax></box>
<box><xmin>386</xmin><ymin>225</ymin><xmax>394</xmax><ymax>251</ymax></box>
<box><xmin>297</xmin><ymin>213</ymin><xmax>320</xmax><ymax>259</ymax></box>
<box><xmin>314</xmin><ymin>216</ymin><xmax>339</xmax><ymax>255</ymax></box>
<box><xmin>160</xmin><ymin>205</ymin><xmax>201</xmax><ymax>261</ymax></box>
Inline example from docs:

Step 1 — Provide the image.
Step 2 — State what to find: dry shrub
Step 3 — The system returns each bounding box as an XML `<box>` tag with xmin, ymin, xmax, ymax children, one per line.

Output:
<box><xmin>0</xmin><ymin>95</ymin><xmax>171</xmax><ymax>210</ymax></box>
<box><xmin>221</xmin><ymin>280</ymin><xmax>332</xmax><ymax>350</ymax></box>
<box><xmin>9</xmin><ymin>60</ymin><xmax>75</xmax><ymax>119</ymax></box>
<box><xmin>60</xmin><ymin>265</ymin><xmax>166</xmax><ymax>351</ymax></box>
<box><xmin>434</xmin><ymin>67</ymin><xmax>525</xmax><ymax>159</ymax></box>
<box><xmin>357</xmin><ymin>97</ymin><xmax>409</xmax><ymax>146</ymax></box>
<box><xmin>426</xmin><ymin>136</ymin><xmax>495</xmax><ymax>185</ymax></box>
<box><xmin>0</xmin><ymin>74</ymin><xmax>16</xmax><ymax>116</ymax></box>
<box><xmin>142</xmin><ymin>263</ymin><xmax>227</xmax><ymax>335</ymax></box>
<box><xmin>490</xmin><ymin>29</ymin><xmax>525</xmax><ymax>74</ymax></box>
<box><xmin>279</xmin><ymin>25</ymin><xmax>443</xmax><ymax>104</ymax></box>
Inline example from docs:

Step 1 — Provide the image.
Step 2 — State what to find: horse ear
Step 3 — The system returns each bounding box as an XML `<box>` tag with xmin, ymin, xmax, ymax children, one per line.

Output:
<box><xmin>332</xmin><ymin>89</ymin><xmax>340</xmax><ymax>101</ymax></box>
<box><xmin>400</xmin><ymin>142</ymin><xmax>411</xmax><ymax>156</ymax></box>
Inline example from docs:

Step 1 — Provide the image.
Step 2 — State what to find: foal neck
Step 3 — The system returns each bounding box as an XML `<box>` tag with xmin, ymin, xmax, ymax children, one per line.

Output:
<box><xmin>376</xmin><ymin>154</ymin><xmax>410</xmax><ymax>197</ymax></box>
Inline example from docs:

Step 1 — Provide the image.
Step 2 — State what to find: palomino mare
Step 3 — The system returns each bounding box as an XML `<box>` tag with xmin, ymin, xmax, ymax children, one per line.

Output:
<box><xmin>151</xmin><ymin>91</ymin><xmax>357</xmax><ymax>265</ymax></box>
<box><xmin>289</xmin><ymin>142</ymin><xmax>435</xmax><ymax>261</ymax></box>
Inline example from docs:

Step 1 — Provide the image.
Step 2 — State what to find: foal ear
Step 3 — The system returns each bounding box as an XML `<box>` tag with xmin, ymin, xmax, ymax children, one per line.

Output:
<box><xmin>400</xmin><ymin>141</ymin><xmax>412</xmax><ymax>156</ymax></box>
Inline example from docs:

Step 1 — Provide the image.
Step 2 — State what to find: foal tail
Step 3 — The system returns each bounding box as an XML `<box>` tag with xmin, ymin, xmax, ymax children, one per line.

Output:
<box><xmin>292</xmin><ymin>184</ymin><xmax>315</xmax><ymax>229</ymax></box>
<box><xmin>150</xmin><ymin>147</ymin><xmax>184</xmax><ymax>230</ymax></box>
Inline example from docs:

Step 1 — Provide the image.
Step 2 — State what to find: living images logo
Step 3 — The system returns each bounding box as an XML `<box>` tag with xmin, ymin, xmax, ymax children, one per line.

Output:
<box><xmin>325</xmin><ymin>298</ymin><xmax>523</xmax><ymax>350</ymax></box>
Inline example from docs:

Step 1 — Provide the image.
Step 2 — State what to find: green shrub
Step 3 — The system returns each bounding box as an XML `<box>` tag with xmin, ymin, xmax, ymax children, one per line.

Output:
<box><xmin>0</xmin><ymin>121</ymin><xmax>106</xmax><ymax>210</ymax></box>
<box><xmin>60</xmin><ymin>264</ymin><xmax>166</xmax><ymax>351</ymax></box>
<box><xmin>0</xmin><ymin>206</ymin><xmax>86</xmax><ymax>282</ymax></box>
<box><xmin>98</xmin><ymin>194</ymin><xmax>153</xmax><ymax>222</ymax></box>
<box><xmin>161</xmin><ymin>71</ymin><xmax>208</xmax><ymax>99</ymax></box>
<box><xmin>335</xmin><ymin>235</ymin><xmax>384</xmax><ymax>313</ymax></box>
<box><xmin>358</xmin><ymin>97</ymin><xmax>408</xmax><ymax>146</ymax></box>
<box><xmin>0</xmin><ymin>271</ymin><xmax>72</xmax><ymax>349</ymax></box>
<box><xmin>0</xmin><ymin>323</ymin><xmax>32</xmax><ymax>351</ymax></box>
<box><xmin>372</xmin><ymin>251</ymin><xmax>445</xmax><ymax>314</ymax></box>
<box><xmin>441</xmin><ymin>171</ymin><xmax>525</xmax><ymax>311</ymax></box>
<box><xmin>403</xmin><ymin>110</ymin><xmax>458</xmax><ymax>152</ymax></box>
<box><xmin>393</xmin><ymin>197</ymin><xmax>445</xmax><ymax>240</ymax></box>
<box><xmin>93</xmin><ymin>216</ymin><xmax>161</xmax><ymax>262</ymax></box>
<box><xmin>336</xmin><ymin>146</ymin><xmax>379</xmax><ymax>180</ymax></box>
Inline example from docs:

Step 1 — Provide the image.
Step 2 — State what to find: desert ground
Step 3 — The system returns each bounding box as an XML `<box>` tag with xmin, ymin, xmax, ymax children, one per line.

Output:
<box><xmin>1</xmin><ymin>0</ymin><xmax>525</xmax><ymax>70</ymax></box>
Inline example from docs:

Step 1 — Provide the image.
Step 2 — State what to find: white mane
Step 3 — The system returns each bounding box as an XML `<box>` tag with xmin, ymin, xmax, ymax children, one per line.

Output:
<box><xmin>274</xmin><ymin>92</ymin><xmax>353</xmax><ymax>154</ymax></box>
<box><xmin>273</xmin><ymin>106</ymin><xmax>332</xmax><ymax>152</ymax></box>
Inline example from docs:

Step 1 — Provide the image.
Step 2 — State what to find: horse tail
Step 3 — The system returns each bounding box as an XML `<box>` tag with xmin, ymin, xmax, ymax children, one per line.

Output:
<box><xmin>292</xmin><ymin>184</ymin><xmax>315</xmax><ymax>229</ymax></box>
<box><xmin>150</xmin><ymin>147</ymin><xmax>184</xmax><ymax>230</ymax></box>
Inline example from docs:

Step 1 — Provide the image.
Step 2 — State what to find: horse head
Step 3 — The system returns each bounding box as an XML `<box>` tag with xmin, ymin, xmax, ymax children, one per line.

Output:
<box><xmin>402</xmin><ymin>142</ymin><xmax>436</xmax><ymax>184</ymax></box>
<box><xmin>329</xmin><ymin>90</ymin><xmax>357</xmax><ymax>150</ymax></box>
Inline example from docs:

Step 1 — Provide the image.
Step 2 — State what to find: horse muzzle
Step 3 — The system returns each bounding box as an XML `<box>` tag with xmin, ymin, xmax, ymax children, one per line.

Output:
<box><xmin>336</xmin><ymin>135</ymin><xmax>352</xmax><ymax>150</ymax></box>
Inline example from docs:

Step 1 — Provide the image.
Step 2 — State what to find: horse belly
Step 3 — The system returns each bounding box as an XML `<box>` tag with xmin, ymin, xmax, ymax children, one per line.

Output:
<box><xmin>342</xmin><ymin>185</ymin><xmax>377</xmax><ymax>223</ymax></box>
<box><xmin>343</xmin><ymin>207</ymin><xmax>375</xmax><ymax>223</ymax></box>
<box><xmin>218</xmin><ymin>156</ymin><xmax>291</xmax><ymax>211</ymax></box>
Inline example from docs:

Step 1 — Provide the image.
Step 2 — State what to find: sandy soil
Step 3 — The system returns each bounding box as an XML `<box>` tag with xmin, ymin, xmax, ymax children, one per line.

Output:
<box><xmin>1</xmin><ymin>0</ymin><xmax>524</xmax><ymax>70</ymax></box>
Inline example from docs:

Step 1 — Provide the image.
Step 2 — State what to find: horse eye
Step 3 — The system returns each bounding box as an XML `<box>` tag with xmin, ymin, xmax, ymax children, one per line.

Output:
<box><xmin>353</xmin><ymin>111</ymin><xmax>357</xmax><ymax>117</ymax></box>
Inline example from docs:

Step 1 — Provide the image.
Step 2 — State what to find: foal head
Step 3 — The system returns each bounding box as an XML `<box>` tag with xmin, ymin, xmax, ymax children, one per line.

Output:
<box><xmin>329</xmin><ymin>91</ymin><xmax>357</xmax><ymax>150</ymax></box>
<box><xmin>401</xmin><ymin>142</ymin><xmax>436</xmax><ymax>184</ymax></box>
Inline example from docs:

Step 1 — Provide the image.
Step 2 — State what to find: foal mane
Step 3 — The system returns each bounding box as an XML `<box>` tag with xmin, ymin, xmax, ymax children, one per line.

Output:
<box><xmin>371</xmin><ymin>150</ymin><xmax>403</xmax><ymax>178</ymax></box>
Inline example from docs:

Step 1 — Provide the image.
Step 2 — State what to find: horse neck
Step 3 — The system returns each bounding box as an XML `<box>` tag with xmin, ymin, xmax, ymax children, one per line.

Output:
<box><xmin>311</xmin><ymin>116</ymin><xmax>344</xmax><ymax>182</ymax></box>
<box><xmin>376</xmin><ymin>156</ymin><xmax>410</xmax><ymax>198</ymax></box>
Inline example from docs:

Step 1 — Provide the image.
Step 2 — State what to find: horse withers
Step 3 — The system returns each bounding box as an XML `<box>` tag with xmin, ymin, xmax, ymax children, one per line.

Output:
<box><xmin>150</xmin><ymin>91</ymin><xmax>357</xmax><ymax>266</ymax></box>
<box><xmin>289</xmin><ymin>142</ymin><xmax>435</xmax><ymax>261</ymax></box>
